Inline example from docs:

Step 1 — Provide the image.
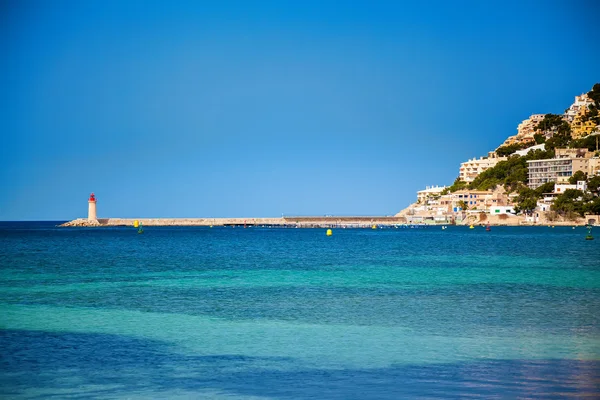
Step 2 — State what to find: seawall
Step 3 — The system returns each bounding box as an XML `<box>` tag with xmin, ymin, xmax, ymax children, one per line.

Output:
<box><xmin>60</xmin><ymin>216</ymin><xmax>408</xmax><ymax>228</ymax></box>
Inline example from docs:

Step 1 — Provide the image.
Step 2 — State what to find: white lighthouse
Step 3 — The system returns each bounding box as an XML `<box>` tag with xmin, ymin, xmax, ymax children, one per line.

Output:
<box><xmin>88</xmin><ymin>193</ymin><xmax>97</xmax><ymax>221</ymax></box>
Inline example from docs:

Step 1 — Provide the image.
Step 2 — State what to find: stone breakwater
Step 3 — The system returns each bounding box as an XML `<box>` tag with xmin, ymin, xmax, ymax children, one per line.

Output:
<box><xmin>60</xmin><ymin>216</ymin><xmax>407</xmax><ymax>228</ymax></box>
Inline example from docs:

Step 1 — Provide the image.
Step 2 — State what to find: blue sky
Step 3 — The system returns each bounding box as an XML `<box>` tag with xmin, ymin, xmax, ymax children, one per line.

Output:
<box><xmin>1</xmin><ymin>0</ymin><xmax>599</xmax><ymax>220</ymax></box>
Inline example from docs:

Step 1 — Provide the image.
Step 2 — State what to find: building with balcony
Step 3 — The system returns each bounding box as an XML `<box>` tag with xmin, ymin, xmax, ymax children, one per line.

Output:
<box><xmin>527</xmin><ymin>157</ymin><xmax>590</xmax><ymax>189</ymax></box>
<box><xmin>416</xmin><ymin>185</ymin><xmax>447</xmax><ymax>205</ymax></box>
<box><xmin>516</xmin><ymin>114</ymin><xmax>545</xmax><ymax>140</ymax></box>
<box><xmin>571</xmin><ymin>115</ymin><xmax>598</xmax><ymax>139</ymax></box>
<box><xmin>459</xmin><ymin>153</ymin><xmax>507</xmax><ymax>182</ymax></box>
<box><xmin>564</xmin><ymin>93</ymin><xmax>594</xmax><ymax>123</ymax></box>
<box><xmin>555</xmin><ymin>148</ymin><xmax>592</xmax><ymax>159</ymax></box>
<box><xmin>589</xmin><ymin>157</ymin><xmax>600</xmax><ymax>177</ymax></box>
<box><xmin>439</xmin><ymin>189</ymin><xmax>510</xmax><ymax>213</ymax></box>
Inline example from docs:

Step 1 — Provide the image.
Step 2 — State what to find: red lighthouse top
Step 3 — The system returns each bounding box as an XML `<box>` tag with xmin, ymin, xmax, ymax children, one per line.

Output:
<box><xmin>89</xmin><ymin>193</ymin><xmax>96</xmax><ymax>202</ymax></box>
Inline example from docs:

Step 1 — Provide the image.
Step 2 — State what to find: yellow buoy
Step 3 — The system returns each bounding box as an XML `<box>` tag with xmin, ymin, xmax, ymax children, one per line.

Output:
<box><xmin>372</xmin><ymin>225</ymin><xmax>377</xmax><ymax>229</ymax></box>
<box><xmin>326</xmin><ymin>229</ymin><xmax>332</xmax><ymax>236</ymax></box>
<box><xmin>133</xmin><ymin>220</ymin><xmax>139</xmax><ymax>228</ymax></box>
<box><xmin>469</xmin><ymin>224</ymin><xmax>474</xmax><ymax>229</ymax></box>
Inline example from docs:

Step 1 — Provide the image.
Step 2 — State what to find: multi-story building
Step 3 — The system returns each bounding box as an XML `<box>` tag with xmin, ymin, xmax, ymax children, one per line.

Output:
<box><xmin>564</xmin><ymin>93</ymin><xmax>594</xmax><ymax>123</ymax></box>
<box><xmin>589</xmin><ymin>158</ymin><xmax>600</xmax><ymax>177</ymax></box>
<box><xmin>416</xmin><ymin>185</ymin><xmax>447</xmax><ymax>205</ymax></box>
<box><xmin>571</xmin><ymin>114</ymin><xmax>598</xmax><ymax>139</ymax></box>
<box><xmin>516</xmin><ymin>114</ymin><xmax>545</xmax><ymax>140</ymax></box>
<box><xmin>459</xmin><ymin>153</ymin><xmax>507</xmax><ymax>182</ymax></box>
<box><xmin>439</xmin><ymin>189</ymin><xmax>509</xmax><ymax>212</ymax></box>
<box><xmin>502</xmin><ymin>135</ymin><xmax>518</xmax><ymax>146</ymax></box>
<box><xmin>527</xmin><ymin>148</ymin><xmax>591</xmax><ymax>189</ymax></box>
<box><xmin>498</xmin><ymin>114</ymin><xmax>545</xmax><ymax>148</ymax></box>
<box><xmin>555</xmin><ymin>148</ymin><xmax>592</xmax><ymax>159</ymax></box>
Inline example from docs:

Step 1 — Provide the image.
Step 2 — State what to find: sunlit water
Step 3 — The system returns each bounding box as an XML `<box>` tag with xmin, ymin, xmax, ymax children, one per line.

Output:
<box><xmin>1</xmin><ymin>222</ymin><xmax>599</xmax><ymax>398</ymax></box>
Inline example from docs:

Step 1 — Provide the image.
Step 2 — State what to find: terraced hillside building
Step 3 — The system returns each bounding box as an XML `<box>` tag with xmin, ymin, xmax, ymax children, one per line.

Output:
<box><xmin>459</xmin><ymin>152</ymin><xmax>507</xmax><ymax>182</ymax></box>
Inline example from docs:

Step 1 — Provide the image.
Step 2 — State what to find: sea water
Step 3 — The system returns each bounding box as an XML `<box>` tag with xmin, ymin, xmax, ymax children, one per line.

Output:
<box><xmin>1</xmin><ymin>222</ymin><xmax>599</xmax><ymax>398</ymax></box>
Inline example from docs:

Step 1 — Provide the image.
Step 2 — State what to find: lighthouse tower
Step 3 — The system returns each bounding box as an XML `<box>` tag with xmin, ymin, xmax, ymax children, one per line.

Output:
<box><xmin>88</xmin><ymin>193</ymin><xmax>97</xmax><ymax>221</ymax></box>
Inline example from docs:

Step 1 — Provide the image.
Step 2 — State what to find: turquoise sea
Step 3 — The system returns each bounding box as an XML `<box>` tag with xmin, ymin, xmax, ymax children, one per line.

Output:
<box><xmin>1</xmin><ymin>222</ymin><xmax>599</xmax><ymax>398</ymax></box>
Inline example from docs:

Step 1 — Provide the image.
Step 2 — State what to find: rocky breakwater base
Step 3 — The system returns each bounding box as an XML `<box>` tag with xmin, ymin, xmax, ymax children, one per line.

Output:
<box><xmin>61</xmin><ymin>218</ymin><xmax>284</xmax><ymax>227</ymax></box>
<box><xmin>60</xmin><ymin>216</ymin><xmax>408</xmax><ymax>228</ymax></box>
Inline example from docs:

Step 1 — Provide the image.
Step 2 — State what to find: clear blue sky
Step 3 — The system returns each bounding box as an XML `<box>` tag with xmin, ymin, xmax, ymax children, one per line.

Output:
<box><xmin>1</xmin><ymin>0</ymin><xmax>599</xmax><ymax>220</ymax></box>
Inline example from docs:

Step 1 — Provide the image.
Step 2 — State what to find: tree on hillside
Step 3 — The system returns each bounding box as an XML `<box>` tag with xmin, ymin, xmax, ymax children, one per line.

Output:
<box><xmin>577</xmin><ymin>84</ymin><xmax>600</xmax><ymax>125</ymax></box>
<box><xmin>545</xmin><ymin>130</ymin><xmax>572</xmax><ymax>151</ymax></box>
<box><xmin>468</xmin><ymin>156</ymin><xmax>528</xmax><ymax>192</ymax></box>
<box><xmin>496</xmin><ymin>144</ymin><xmax>519</xmax><ymax>157</ymax></box>
<box><xmin>538</xmin><ymin>114</ymin><xmax>571</xmax><ymax>131</ymax></box>
<box><xmin>514</xmin><ymin>187</ymin><xmax>538</xmax><ymax>214</ymax></box>
<box><xmin>534</xmin><ymin>133</ymin><xmax>546</xmax><ymax>144</ymax></box>
<box><xmin>587</xmin><ymin>83</ymin><xmax>600</xmax><ymax>107</ymax></box>
<box><xmin>516</xmin><ymin>196</ymin><xmax>537</xmax><ymax>214</ymax></box>
<box><xmin>524</xmin><ymin>148</ymin><xmax>555</xmax><ymax>161</ymax></box>
<box><xmin>570</xmin><ymin>134</ymin><xmax>599</xmax><ymax>152</ymax></box>
<box><xmin>447</xmin><ymin>177</ymin><xmax>468</xmax><ymax>193</ymax></box>
<box><xmin>584</xmin><ymin>197</ymin><xmax>600</xmax><ymax>215</ymax></box>
<box><xmin>466</xmin><ymin>148</ymin><xmax>557</xmax><ymax>194</ymax></box>
<box><xmin>534</xmin><ymin>181</ymin><xmax>555</xmax><ymax>196</ymax></box>
<box><xmin>552</xmin><ymin>189</ymin><xmax>586</xmax><ymax>216</ymax></box>
<box><xmin>588</xmin><ymin>176</ymin><xmax>600</xmax><ymax>195</ymax></box>
<box><xmin>536</xmin><ymin>114</ymin><xmax>572</xmax><ymax>151</ymax></box>
<box><xmin>569</xmin><ymin>171</ymin><xmax>587</xmax><ymax>184</ymax></box>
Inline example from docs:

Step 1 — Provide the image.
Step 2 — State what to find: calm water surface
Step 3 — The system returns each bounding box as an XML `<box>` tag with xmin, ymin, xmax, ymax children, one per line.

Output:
<box><xmin>1</xmin><ymin>222</ymin><xmax>599</xmax><ymax>398</ymax></box>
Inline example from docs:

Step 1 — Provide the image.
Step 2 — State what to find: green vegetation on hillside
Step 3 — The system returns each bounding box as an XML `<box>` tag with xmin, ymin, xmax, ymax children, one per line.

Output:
<box><xmin>534</xmin><ymin>133</ymin><xmax>545</xmax><ymax>144</ymax></box>
<box><xmin>536</xmin><ymin>114</ymin><xmax>573</xmax><ymax>151</ymax></box>
<box><xmin>588</xmin><ymin>176</ymin><xmax>600</xmax><ymax>194</ymax></box>
<box><xmin>514</xmin><ymin>182</ymin><xmax>555</xmax><ymax>214</ymax></box>
<box><xmin>496</xmin><ymin>143</ymin><xmax>525</xmax><ymax>157</ymax></box>
<box><xmin>551</xmin><ymin>189</ymin><xmax>600</xmax><ymax>217</ymax></box>
<box><xmin>441</xmin><ymin>83</ymin><xmax>600</xmax><ymax>217</ymax></box>
<box><xmin>569</xmin><ymin>171</ymin><xmax>587</xmax><ymax>184</ymax></box>
<box><xmin>583</xmin><ymin>83</ymin><xmax>600</xmax><ymax>125</ymax></box>
<box><xmin>441</xmin><ymin>178</ymin><xmax>467</xmax><ymax>195</ymax></box>
<box><xmin>570</xmin><ymin>134</ymin><xmax>600</xmax><ymax>153</ymax></box>
<box><xmin>466</xmin><ymin>149</ymin><xmax>555</xmax><ymax>192</ymax></box>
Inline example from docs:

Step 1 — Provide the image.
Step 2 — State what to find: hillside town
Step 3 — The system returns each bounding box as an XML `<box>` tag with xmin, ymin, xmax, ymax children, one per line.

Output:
<box><xmin>397</xmin><ymin>84</ymin><xmax>600</xmax><ymax>226</ymax></box>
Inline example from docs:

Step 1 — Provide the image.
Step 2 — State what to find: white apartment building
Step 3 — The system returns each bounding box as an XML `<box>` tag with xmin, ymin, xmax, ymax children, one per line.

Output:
<box><xmin>459</xmin><ymin>153</ymin><xmax>507</xmax><ymax>182</ymax></box>
<box><xmin>564</xmin><ymin>93</ymin><xmax>594</xmax><ymax>122</ymax></box>
<box><xmin>416</xmin><ymin>185</ymin><xmax>447</xmax><ymax>205</ymax></box>
<box><xmin>554</xmin><ymin>181</ymin><xmax>587</xmax><ymax>193</ymax></box>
